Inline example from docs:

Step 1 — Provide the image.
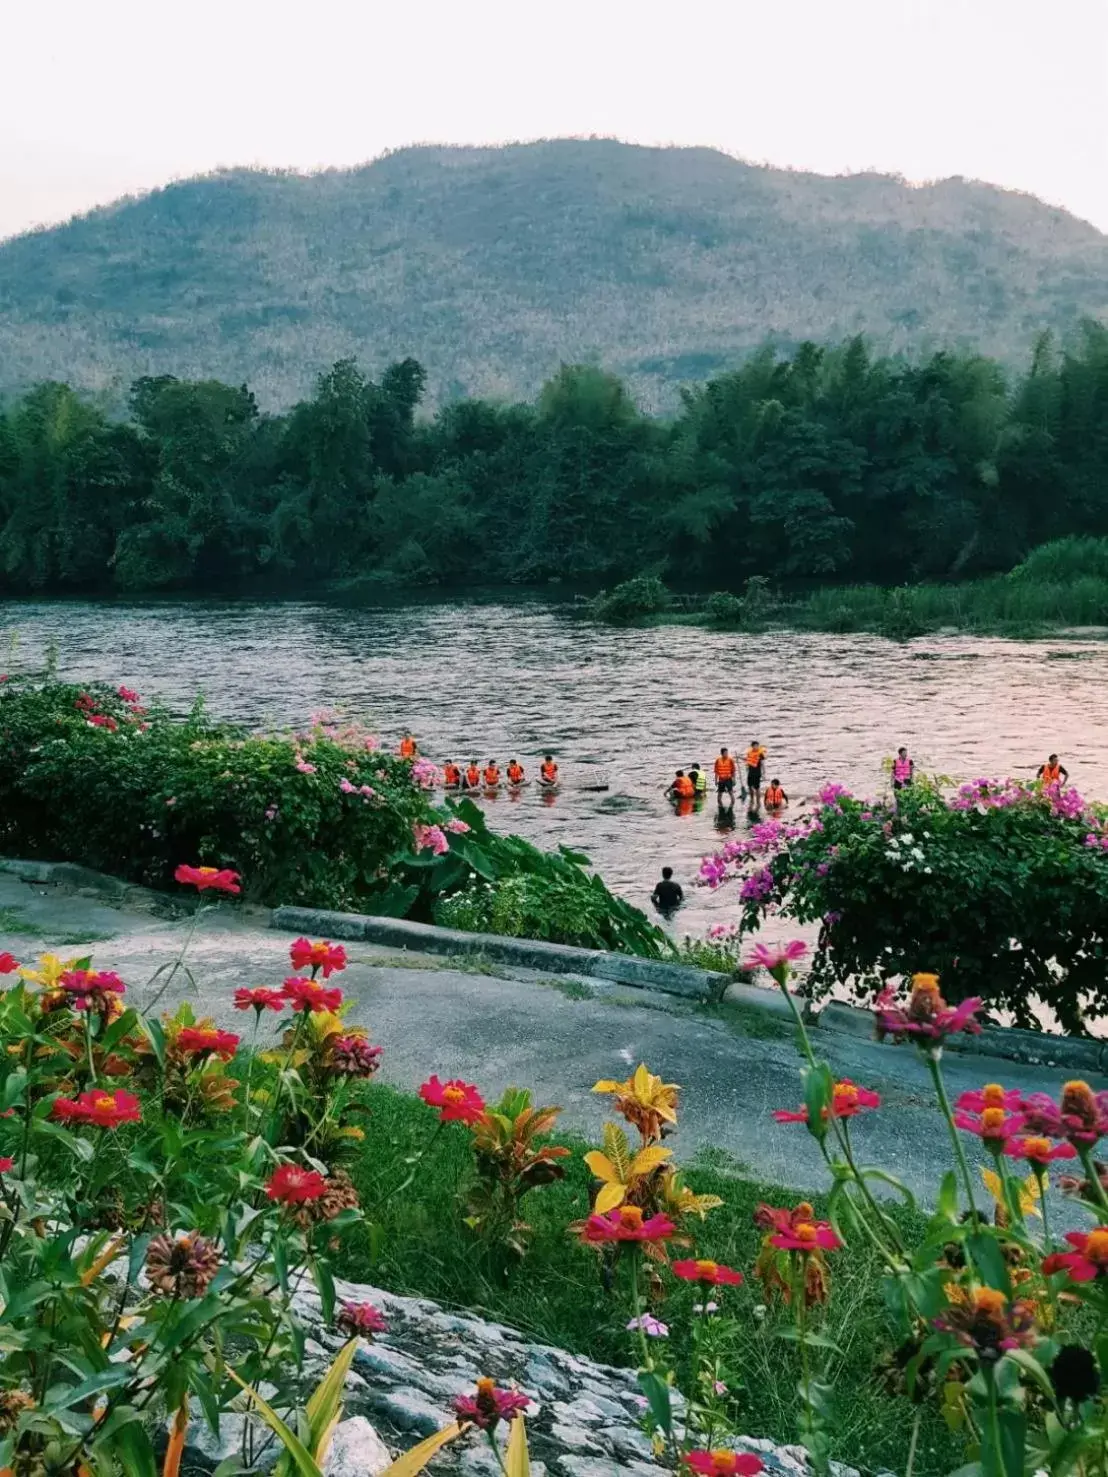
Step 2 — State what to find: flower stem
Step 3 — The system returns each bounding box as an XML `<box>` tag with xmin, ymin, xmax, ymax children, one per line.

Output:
<box><xmin>927</xmin><ymin>1053</ymin><xmax>979</xmax><ymax>1227</ymax></box>
<box><xmin>1078</xmin><ymin>1147</ymin><xmax>1108</xmax><ymax>1217</ymax></box>
<box><xmin>627</xmin><ymin>1249</ymin><xmax>653</xmax><ymax>1371</ymax></box>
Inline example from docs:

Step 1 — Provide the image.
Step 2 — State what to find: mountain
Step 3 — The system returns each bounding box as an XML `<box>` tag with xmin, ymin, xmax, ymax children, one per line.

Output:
<box><xmin>2</xmin><ymin>138</ymin><xmax>1107</xmax><ymax>412</ymax></box>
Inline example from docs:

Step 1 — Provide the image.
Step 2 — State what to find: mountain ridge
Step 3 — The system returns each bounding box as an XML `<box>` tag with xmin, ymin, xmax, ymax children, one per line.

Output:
<box><xmin>1</xmin><ymin>137</ymin><xmax>1106</xmax><ymax>410</ymax></box>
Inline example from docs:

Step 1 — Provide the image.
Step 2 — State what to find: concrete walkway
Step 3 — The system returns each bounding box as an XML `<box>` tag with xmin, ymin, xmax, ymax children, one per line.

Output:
<box><xmin>1</xmin><ymin>872</ymin><xmax>1103</xmax><ymax>1209</ymax></box>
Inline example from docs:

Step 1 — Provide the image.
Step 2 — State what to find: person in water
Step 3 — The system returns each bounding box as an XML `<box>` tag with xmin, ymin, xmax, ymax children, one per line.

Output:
<box><xmin>1038</xmin><ymin>753</ymin><xmax>1069</xmax><ymax>787</ymax></box>
<box><xmin>464</xmin><ymin>760</ymin><xmax>481</xmax><ymax>790</ymax></box>
<box><xmin>714</xmin><ymin>747</ymin><xmax>736</xmax><ymax>798</ymax></box>
<box><xmin>442</xmin><ymin>760</ymin><xmax>462</xmax><ymax>790</ymax></box>
<box><xmin>398</xmin><ymin>733</ymin><xmax>417</xmax><ymax>759</ymax></box>
<box><xmin>689</xmin><ymin>763</ymin><xmax>708</xmax><ymax>796</ymax></box>
<box><xmin>764</xmin><ymin>779</ymin><xmax>788</xmax><ymax>810</ymax></box>
<box><xmin>483</xmin><ymin>760</ymin><xmax>501</xmax><ymax>787</ymax></box>
<box><xmin>667</xmin><ymin>770</ymin><xmax>696</xmax><ymax>800</ymax></box>
<box><xmin>539</xmin><ymin>755</ymin><xmax>559</xmax><ymax>788</ymax></box>
<box><xmin>507</xmin><ymin>759</ymin><xmax>525</xmax><ymax>786</ymax></box>
<box><xmin>651</xmin><ymin>866</ymin><xmax>684</xmax><ymax>915</ymax></box>
<box><xmin>745</xmin><ymin>741</ymin><xmax>767</xmax><ymax>804</ymax></box>
<box><xmin>893</xmin><ymin>747</ymin><xmax>914</xmax><ymax>790</ymax></box>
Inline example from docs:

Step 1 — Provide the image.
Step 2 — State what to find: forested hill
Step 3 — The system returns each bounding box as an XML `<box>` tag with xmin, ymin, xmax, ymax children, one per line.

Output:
<box><xmin>2</xmin><ymin>139</ymin><xmax>1108</xmax><ymax>410</ymax></box>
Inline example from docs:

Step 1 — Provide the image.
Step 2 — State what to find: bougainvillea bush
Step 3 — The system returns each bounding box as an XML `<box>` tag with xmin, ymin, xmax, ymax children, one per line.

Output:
<box><xmin>700</xmin><ymin>776</ymin><xmax>1108</xmax><ymax>1030</ymax></box>
<box><xmin>0</xmin><ymin>678</ymin><xmax>663</xmax><ymax>953</ymax></box>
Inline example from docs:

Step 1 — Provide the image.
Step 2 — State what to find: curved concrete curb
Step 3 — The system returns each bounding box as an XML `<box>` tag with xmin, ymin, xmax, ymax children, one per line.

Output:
<box><xmin>271</xmin><ymin>906</ymin><xmax>727</xmax><ymax>1001</ymax></box>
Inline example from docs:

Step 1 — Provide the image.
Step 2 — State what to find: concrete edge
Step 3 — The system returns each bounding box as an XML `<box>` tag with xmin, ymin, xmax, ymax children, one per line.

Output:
<box><xmin>270</xmin><ymin>906</ymin><xmax>727</xmax><ymax>1002</ymax></box>
<box><xmin>0</xmin><ymin>857</ymin><xmax>257</xmax><ymax>922</ymax></box>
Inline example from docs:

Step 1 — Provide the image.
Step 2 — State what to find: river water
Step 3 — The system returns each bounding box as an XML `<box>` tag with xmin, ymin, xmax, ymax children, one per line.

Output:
<box><xmin>3</xmin><ymin>597</ymin><xmax>1107</xmax><ymax>936</ymax></box>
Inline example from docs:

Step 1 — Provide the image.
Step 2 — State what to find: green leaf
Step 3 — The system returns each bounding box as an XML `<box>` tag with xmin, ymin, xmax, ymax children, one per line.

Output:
<box><xmin>980</xmin><ymin>1400</ymin><xmax>1025</xmax><ymax>1477</ymax></box>
<box><xmin>312</xmin><ymin>1258</ymin><xmax>336</xmax><ymax>1326</ymax></box>
<box><xmin>967</xmin><ymin>1232</ymin><xmax>1012</xmax><ymax>1297</ymax></box>
<box><xmin>775</xmin><ymin>1327</ymin><xmax>844</xmax><ymax>1355</ymax></box>
<box><xmin>802</xmin><ymin>1062</ymin><xmax>834</xmax><ymax>1142</ymax></box>
<box><xmin>636</xmin><ymin>1370</ymin><xmax>673</xmax><ymax>1437</ymax></box>
<box><xmin>96</xmin><ymin>1414</ymin><xmax>158</xmax><ymax>1477</ymax></box>
<box><xmin>858</xmin><ymin>1167</ymin><xmax>917</xmax><ymax>1212</ymax></box>
<box><xmin>1</xmin><ymin>1068</ymin><xmax>27</xmax><ymax>1111</ymax></box>
<box><xmin>225</xmin><ymin>1367</ymin><xmax>323</xmax><ymax>1477</ymax></box>
<box><xmin>937</xmin><ymin>1170</ymin><xmax>959</xmax><ymax>1221</ymax></box>
<box><xmin>1002</xmin><ymin>1348</ymin><xmax>1056</xmax><ymax>1402</ymax></box>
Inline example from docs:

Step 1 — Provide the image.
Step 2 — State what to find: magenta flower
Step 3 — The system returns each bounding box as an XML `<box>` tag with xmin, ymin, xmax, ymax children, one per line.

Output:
<box><xmin>412</xmin><ymin>823</ymin><xmax>449</xmax><ymax>856</ymax></box>
<box><xmin>744</xmin><ymin>940</ymin><xmax>807</xmax><ymax>973</ymax></box>
<box><xmin>875</xmin><ymin>975</ymin><xmax>982</xmax><ymax>1046</ymax></box>
<box><xmin>443</xmin><ymin>818</ymin><xmax>471</xmax><ymax>834</ymax></box>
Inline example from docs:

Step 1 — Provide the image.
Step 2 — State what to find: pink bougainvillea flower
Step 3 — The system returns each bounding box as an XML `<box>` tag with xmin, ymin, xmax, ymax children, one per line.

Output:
<box><xmin>174</xmin><ymin>864</ymin><xmax>241</xmax><ymax>895</ymax></box>
<box><xmin>684</xmin><ymin>1452</ymin><xmax>764</xmax><ymax>1477</ymax></box>
<box><xmin>671</xmin><ymin>1259</ymin><xmax>745</xmax><ymax>1287</ymax></box>
<box><xmin>233</xmin><ymin>986</ymin><xmax>287</xmax><ymax>1013</ymax></box>
<box><xmin>580</xmin><ymin>1205</ymin><xmax>677</xmax><ymax>1244</ymax></box>
<box><xmin>87</xmin><ymin>713</ymin><xmax>119</xmax><ymax>732</ymax></box>
<box><xmin>443</xmin><ymin>818</ymin><xmax>470</xmax><ymax>834</ymax></box>
<box><xmin>282</xmin><ymin>977</ymin><xmax>344</xmax><ymax>1014</ymax></box>
<box><xmin>1042</xmin><ymin>1227</ymin><xmax>1108</xmax><ymax>1282</ymax></box>
<box><xmin>288</xmin><ymin>937</ymin><xmax>347</xmax><ymax>978</ymax></box>
<box><xmin>956</xmin><ymin>1084</ymin><xmax>1025</xmax><ymax>1114</ymax></box>
<box><xmin>412</xmin><ymin>823</ymin><xmax>449</xmax><ymax>856</ymax></box>
<box><xmin>0</xmin><ymin>952</ymin><xmax>20</xmax><ymax>974</ymax></box>
<box><xmin>743</xmin><ymin>940</ymin><xmax>807</xmax><ymax>973</ymax></box>
<box><xmin>453</xmin><ymin>1378</ymin><xmax>531</xmax><ymax>1431</ymax></box>
<box><xmin>418</xmin><ymin>1075</ymin><xmax>486</xmax><ymax>1125</ymax></box>
<box><xmin>51</xmin><ymin>1089</ymin><xmax>141</xmax><ymax>1130</ymax></box>
<box><xmin>117</xmin><ymin>686</ymin><xmax>140</xmax><ymax>704</ymax></box>
<box><xmin>875</xmin><ymin>974</ymin><xmax>982</xmax><ymax>1046</ymax></box>
<box><xmin>773</xmin><ymin>1079</ymin><xmax>880</xmax><ymax>1125</ymax></box>
<box><xmin>265</xmin><ymin>1164</ymin><xmax>328</xmax><ymax>1206</ymax></box>
<box><xmin>176</xmin><ymin>1026</ymin><xmax>241</xmax><ymax>1060</ymax></box>
<box><xmin>0</xmin><ymin>1157</ymin><xmax>14</xmax><ymax>1173</ymax></box>
<box><xmin>768</xmin><ymin>1216</ymin><xmax>841</xmax><ymax>1253</ymax></box>
<box><xmin>1004</xmin><ymin>1136</ymin><xmax>1078</xmax><ymax>1168</ymax></box>
<box><xmin>954</xmin><ymin>1106</ymin><xmax>1026</xmax><ymax>1149</ymax></box>
<box><xmin>294</xmin><ymin>759</ymin><xmax>317</xmax><ymax>775</ymax></box>
<box><xmin>337</xmin><ymin>1300</ymin><xmax>389</xmax><ymax>1335</ymax></box>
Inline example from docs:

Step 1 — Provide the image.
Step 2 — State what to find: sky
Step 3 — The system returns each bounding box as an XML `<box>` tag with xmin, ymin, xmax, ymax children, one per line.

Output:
<box><xmin>3</xmin><ymin>0</ymin><xmax>1107</xmax><ymax>241</ymax></box>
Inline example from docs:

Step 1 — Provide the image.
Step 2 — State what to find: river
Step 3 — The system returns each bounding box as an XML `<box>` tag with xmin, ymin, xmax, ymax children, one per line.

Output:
<box><xmin>2</xmin><ymin>596</ymin><xmax>1107</xmax><ymax>936</ymax></box>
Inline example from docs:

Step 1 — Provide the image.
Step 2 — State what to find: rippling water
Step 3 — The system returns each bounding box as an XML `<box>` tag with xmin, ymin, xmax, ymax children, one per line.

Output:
<box><xmin>3</xmin><ymin>597</ymin><xmax>1107</xmax><ymax>935</ymax></box>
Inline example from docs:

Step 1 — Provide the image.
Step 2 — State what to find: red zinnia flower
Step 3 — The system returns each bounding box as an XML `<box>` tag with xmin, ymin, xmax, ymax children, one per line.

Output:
<box><xmin>288</xmin><ymin>937</ymin><xmax>348</xmax><ymax>978</ymax></box>
<box><xmin>1043</xmin><ymin>1227</ymin><xmax>1108</xmax><ymax>1283</ymax></box>
<box><xmin>418</xmin><ymin>1075</ymin><xmax>486</xmax><ymax>1125</ymax></box>
<box><xmin>282</xmin><ymin>977</ymin><xmax>344</xmax><ymax>1013</ymax></box>
<box><xmin>769</xmin><ymin>1216</ymin><xmax>841</xmax><ymax>1253</ymax></box>
<box><xmin>174</xmin><ymin>864</ymin><xmax>242</xmax><ymax>895</ymax></box>
<box><xmin>1004</xmin><ymin>1136</ymin><xmax>1077</xmax><ymax>1168</ymax></box>
<box><xmin>580</xmin><ymin>1205</ymin><xmax>677</xmax><ymax>1244</ymax></box>
<box><xmin>58</xmin><ymin>969</ymin><xmax>126</xmax><ymax>1011</ymax></box>
<box><xmin>265</xmin><ymin>1164</ymin><xmax>328</xmax><ymax>1206</ymax></box>
<box><xmin>176</xmin><ymin>1026</ymin><xmax>241</xmax><ymax>1060</ymax></box>
<box><xmin>0</xmin><ymin>1157</ymin><xmax>13</xmax><ymax>1173</ymax></box>
<box><xmin>672</xmin><ymin>1259</ymin><xmax>745</xmax><ymax>1287</ymax></box>
<box><xmin>773</xmin><ymin>1079</ymin><xmax>880</xmax><ymax>1124</ymax></box>
<box><xmin>685</xmin><ymin>1453</ymin><xmax>764</xmax><ymax>1477</ymax></box>
<box><xmin>453</xmin><ymin>1378</ymin><xmax>531</xmax><ymax>1431</ymax></box>
<box><xmin>0</xmin><ymin>952</ymin><xmax>19</xmax><ymax>974</ymax></box>
<box><xmin>233</xmin><ymin>987</ymin><xmax>287</xmax><ymax>1013</ymax></box>
<box><xmin>51</xmin><ymin>1089</ymin><xmax>141</xmax><ymax>1130</ymax></box>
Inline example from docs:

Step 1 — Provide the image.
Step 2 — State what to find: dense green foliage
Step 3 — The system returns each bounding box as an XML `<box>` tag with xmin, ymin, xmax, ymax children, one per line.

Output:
<box><xmin>3</xmin><ymin>139</ymin><xmax>1108</xmax><ymax>409</ymax></box>
<box><xmin>3</xmin><ymin>322</ymin><xmax>1108</xmax><ymax>598</ymax></box>
<box><xmin>0</xmin><ymin>679</ymin><xmax>664</xmax><ymax>951</ymax></box>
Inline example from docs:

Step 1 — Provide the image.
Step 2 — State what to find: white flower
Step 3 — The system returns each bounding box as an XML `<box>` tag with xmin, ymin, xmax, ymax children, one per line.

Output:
<box><xmin>924</xmin><ymin>866</ymin><xmax>933</xmax><ymax>874</ymax></box>
<box><xmin>901</xmin><ymin>832</ymin><xmax>915</xmax><ymax>844</ymax></box>
<box><xmin>911</xmin><ymin>847</ymin><xmax>924</xmax><ymax>860</ymax></box>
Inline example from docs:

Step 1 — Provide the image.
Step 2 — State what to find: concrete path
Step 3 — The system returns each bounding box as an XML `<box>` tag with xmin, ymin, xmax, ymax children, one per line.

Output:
<box><xmin>1</xmin><ymin>873</ymin><xmax>1102</xmax><ymax>1209</ymax></box>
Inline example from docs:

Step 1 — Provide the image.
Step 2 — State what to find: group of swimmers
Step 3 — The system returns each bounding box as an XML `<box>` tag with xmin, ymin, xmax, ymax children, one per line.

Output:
<box><xmin>441</xmin><ymin>756</ymin><xmax>560</xmax><ymax>792</ymax></box>
<box><xmin>665</xmin><ymin>743</ymin><xmax>788</xmax><ymax>812</ymax></box>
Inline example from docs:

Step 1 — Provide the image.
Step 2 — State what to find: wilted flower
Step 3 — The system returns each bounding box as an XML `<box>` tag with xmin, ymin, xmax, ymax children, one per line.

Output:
<box><xmin>418</xmin><ymin>1075</ymin><xmax>486</xmax><ymax>1125</ymax></box>
<box><xmin>289</xmin><ymin>937</ymin><xmax>347</xmax><ymax>978</ymax></box>
<box><xmin>234</xmin><ymin>987</ymin><xmax>287</xmax><ymax>1013</ymax></box>
<box><xmin>453</xmin><ymin>1378</ymin><xmax>530</xmax><ymax>1431</ymax></box>
<box><xmin>176</xmin><ymin>1026</ymin><xmax>241</xmax><ymax>1060</ymax></box>
<box><xmin>580</xmin><ymin>1205</ymin><xmax>676</xmax><ymax>1244</ymax></box>
<box><xmin>174</xmin><ymin>864</ymin><xmax>241</xmax><ymax>895</ymax></box>
<box><xmin>935</xmin><ymin>1285</ymin><xmax>1037</xmax><ymax>1360</ymax></box>
<box><xmin>672</xmin><ymin>1259</ymin><xmax>744</xmax><ymax>1286</ymax></box>
<box><xmin>0</xmin><ymin>1390</ymin><xmax>36</xmax><ymax>1435</ymax></box>
<box><xmin>1050</xmin><ymin>1344</ymin><xmax>1100</xmax><ymax>1404</ymax></box>
<box><xmin>145</xmin><ymin>1232</ymin><xmax>222</xmax><ymax>1299</ymax></box>
<box><xmin>773</xmin><ymin>1079</ymin><xmax>880</xmax><ymax>1125</ymax></box>
<box><xmin>328</xmin><ymin>1034</ymin><xmax>383</xmax><ymax>1078</ymax></box>
<box><xmin>337</xmin><ymin>1301</ymin><xmax>388</xmax><ymax>1336</ymax></box>
<box><xmin>283</xmin><ymin>977</ymin><xmax>344</xmax><ymax>1014</ymax></box>
<box><xmin>1022</xmin><ymin>1082</ymin><xmax>1108</xmax><ymax>1147</ymax></box>
<box><xmin>265</xmin><ymin>1164</ymin><xmax>328</xmax><ymax>1206</ymax></box>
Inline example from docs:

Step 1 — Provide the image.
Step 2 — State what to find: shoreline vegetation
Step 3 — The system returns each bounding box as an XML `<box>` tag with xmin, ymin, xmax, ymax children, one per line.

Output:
<box><xmin>587</xmin><ymin>537</ymin><xmax>1108</xmax><ymax>638</ymax></box>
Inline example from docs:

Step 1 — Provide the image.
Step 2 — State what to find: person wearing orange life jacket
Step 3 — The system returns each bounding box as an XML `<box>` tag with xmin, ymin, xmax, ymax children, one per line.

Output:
<box><xmin>764</xmin><ymin>779</ymin><xmax>788</xmax><ymax>810</ymax></box>
<box><xmin>893</xmin><ymin>747</ymin><xmax>914</xmax><ymax>791</ymax></box>
<box><xmin>744</xmin><ymin>741</ymin><xmax>767</xmax><ymax>803</ymax></box>
<box><xmin>398</xmin><ymin>733</ymin><xmax>417</xmax><ymax>760</ymax></box>
<box><xmin>464</xmin><ymin>761</ymin><xmax>481</xmax><ymax>790</ymax></box>
<box><xmin>714</xmin><ymin>747</ymin><xmax>737</xmax><ymax>798</ymax></box>
<box><xmin>507</xmin><ymin>760</ymin><xmax>526</xmax><ymax>786</ymax></box>
<box><xmin>442</xmin><ymin>761</ymin><xmax>462</xmax><ymax>790</ymax></box>
<box><xmin>667</xmin><ymin>770</ymin><xmax>696</xmax><ymax>801</ymax></box>
<box><xmin>483</xmin><ymin>761</ymin><xmax>501</xmax><ymax>787</ymax></box>
<box><xmin>1038</xmin><ymin>753</ymin><xmax>1068</xmax><ymax>788</ymax></box>
<box><xmin>539</xmin><ymin>755</ymin><xmax>559</xmax><ymax>789</ymax></box>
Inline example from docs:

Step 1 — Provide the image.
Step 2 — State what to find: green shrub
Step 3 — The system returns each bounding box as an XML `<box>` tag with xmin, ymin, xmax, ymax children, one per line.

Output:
<box><xmin>704</xmin><ymin>591</ymin><xmax>745</xmax><ymax>627</ymax></box>
<box><xmin>590</xmin><ymin>575</ymin><xmax>672</xmax><ymax>623</ymax></box>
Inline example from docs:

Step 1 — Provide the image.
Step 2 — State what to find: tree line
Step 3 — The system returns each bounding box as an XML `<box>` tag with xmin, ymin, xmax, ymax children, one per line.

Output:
<box><xmin>1</xmin><ymin>322</ymin><xmax>1107</xmax><ymax>595</ymax></box>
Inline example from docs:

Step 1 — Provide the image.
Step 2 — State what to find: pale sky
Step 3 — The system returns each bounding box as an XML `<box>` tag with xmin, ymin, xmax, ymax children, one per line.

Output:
<box><xmin>3</xmin><ymin>0</ymin><xmax>1107</xmax><ymax>241</ymax></box>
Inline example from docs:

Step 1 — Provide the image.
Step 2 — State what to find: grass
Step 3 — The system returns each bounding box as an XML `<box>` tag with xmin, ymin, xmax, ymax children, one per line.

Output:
<box><xmin>341</xmin><ymin>1083</ymin><xmax>965</xmax><ymax>1477</ymax></box>
<box><xmin>0</xmin><ymin>905</ymin><xmax>115</xmax><ymax>947</ymax></box>
<box><xmin>708</xmin><ymin>998</ymin><xmax>802</xmax><ymax>1044</ymax></box>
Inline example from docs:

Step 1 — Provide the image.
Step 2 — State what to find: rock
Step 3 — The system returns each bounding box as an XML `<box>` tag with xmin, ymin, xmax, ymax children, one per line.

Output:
<box><xmin>324</xmin><ymin>1416</ymin><xmax>393</xmax><ymax>1476</ymax></box>
<box><xmin>549</xmin><ymin>1424</ymin><xmax>605</xmax><ymax>1454</ymax></box>
<box><xmin>610</xmin><ymin>1429</ymin><xmax>656</xmax><ymax>1462</ymax></box>
<box><xmin>556</xmin><ymin>1459</ymin><xmax>629</xmax><ymax>1477</ymax></box>
<box><xmin>367</xmin><ymin>1384</ymin><xmax>453</xmax><ymax>1436</ymax></box>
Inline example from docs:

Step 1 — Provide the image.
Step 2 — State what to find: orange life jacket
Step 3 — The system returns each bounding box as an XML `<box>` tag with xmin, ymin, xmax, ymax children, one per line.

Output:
<box><xmin>673</xmin><ymin>776</ymin><xmax>695</xmax><ymax>798</ymax></box>
<box><xmin>465</xmin><ymin>766</ymin><xmax>481</xmax><ymax>787</ymax></box>
<box><xmin>541</xmin><ymin>762</ymin><xmax>558</xmax><ymax>783</ymax></box>
<box><xmin>745</xmin><ymin>747</ymin><xmax>765</xmax><ymax>768</ymax></box>
<box><xmin>443</xmin><ymin>763</ymin><xmax>461</xmax><ymax>787</ymax></box>
<box><xmin>714</xmin><ymin>756</ymin><xmax>735</xmax><ymax>780</ymax></box>
<box><xmin>507</xmin><ymin>764</ymin><xmax>524</xmax><ymax>784</ymax></box>
<box><xmin>484</xmin><ymin>765</ymin><xmax>500</xmax><ymax>786</ymax></box>
<box><xmin>1041</xmin><ymin>762</ymin><xmax>1062</xmax><ymax>785</ymax></box>
<box><xmin>399</xmin><ymin>737</ymin><xmax>416</xmax><ymax>759</ymax></box>
<box><xmin>765</xmin><ymin>785</ymin><xmax>785</xmax><ymax>807</ymax></box>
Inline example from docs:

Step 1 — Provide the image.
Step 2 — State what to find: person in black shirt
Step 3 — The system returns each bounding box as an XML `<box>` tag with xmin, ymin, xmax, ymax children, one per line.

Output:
<box><xmin>651</xmin><ymin>866</ymin><xmax>684</xmax><ymax>916</ymax></box>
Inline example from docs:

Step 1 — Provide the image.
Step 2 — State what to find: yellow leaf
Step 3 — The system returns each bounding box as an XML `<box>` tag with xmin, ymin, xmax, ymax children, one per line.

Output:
<box><xmin>592</xmin><ymin>1079</ymin><xmax>624</xmax><ymax>1095</ymax></box>
<box><xmin>505</xmin><ymin>1418</ymin><xmax>530</xmax><ymax>1477</ymax></box>
<box><xmin>583</xmin><ymin>1151</ymin><xmax>618</xmax><ymax>1184</ymax></box>
<box><xmin>594</xmin><ymin>1181</ymin><xmax>627</xmax><ymax>1214</ymax></box>
<box><xmin>980</xmin><ymin>1166</ymin><xmax>1041</xmax><ymax>1219</ymax></box>
<box><xmin>382</xmin><ymin>1423</ymin><xmax>466</xmax><ymax>1477</ymax></box>
<box><xmin>80</xmin><ymin>1234</ymin><xmax>126</xmax><ymax>1287</ymax></box>
<box><xmin>630</xmin><ymin>1146</ymin><xmax>673</xmax><ymax>1178</ymax></box>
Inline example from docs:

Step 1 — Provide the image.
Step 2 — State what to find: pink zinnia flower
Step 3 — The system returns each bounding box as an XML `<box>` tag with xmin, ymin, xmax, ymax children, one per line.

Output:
<box><xmin>956</xmin><ymin>1085</ymin><xmax>1025</xmax><ymax>1114</ymax></box>
<box><xmin>289</xmin><ymin>937</ymin><xmax>347</xmax><ymax>978</ymax></box>
<box><xmin>580</xmin><ymin>1206</ymin><xmax>676</xmax><ymax>1244</ymax></box>
<box><xmin>773</xmin><ymin>1079</ymin><xmax>880</xmax><ymax>1125</ymax></box>
<box><xmin>51</xmin><ymin>1089</ymin><xmax>141</xmax><ymax>1130</ymax></box>
<box><xmin>0</xmin><ymin>952</ymin><xmax>19</xmax><ymax>974</ymax></box>
<box><xmin>954</xmin><ymin>1107</ymin><xmax>1026</xmax><ymax>1149</ymax></box>
<box><xmin>418</xmin><ymin>1075</ymin><xmax>486</xmax><ymax>1125</ymax></box>
<box><xmin>744</xmin><ymin>940</ymin><xmax>807</xmax><ymax>972</ymax></box>
<box><xmin>875</xmin><ymin>974</ymin><xmax>981</xmax><ymax>1046</ymax></box>
<box><xmin>176</xmin><ymin>1026</ymin><xmax>241</xmax><ymax>1060</ymax></box>
<box><xmin>234</xmin><ymin>987</ymin><xmax>287</xmax><ymax>1013</ymax></box>
<box><xmin>265</xmin><ymin>1164</ymin><xmax>328</xmax><ymax>1205</ymax></box>
<box><xmin>671</xmin><ymin>1259</ymin><xmax>744</xmax><ymax>1287</ymax></box>
<box><xmin>1043</xmin><ymin>1227</ymin><xmax>1108</xmax><ymax>1283</ymax></box>
<box><xmin>453</xmin><ymin>1378</ymin><xmax>530</xmax><ymax>1432</ymax></box>
<box><xmin>283</xmin><ymin>977</ymin><xmax>343</xmax><ymax>1014</ymax></box>
<box><xmin>684</xmin><ymin>1452</ymin><xmax>764</xmax><ymax>1477</ymax></box>
<box><xmin>769</xmin><ymin>1217</ymin><xmax>841</xmax><ymax>1253</ymax></box>
<box><xmin>174</xmin><ymin>864</ymin><xmax>241</xmax><ymax>895</ymax></box>
<box><xmin>1004</xmin><ymin>1136</ymin><xmax>1078</xmax><ymax>1168</ymax></box>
